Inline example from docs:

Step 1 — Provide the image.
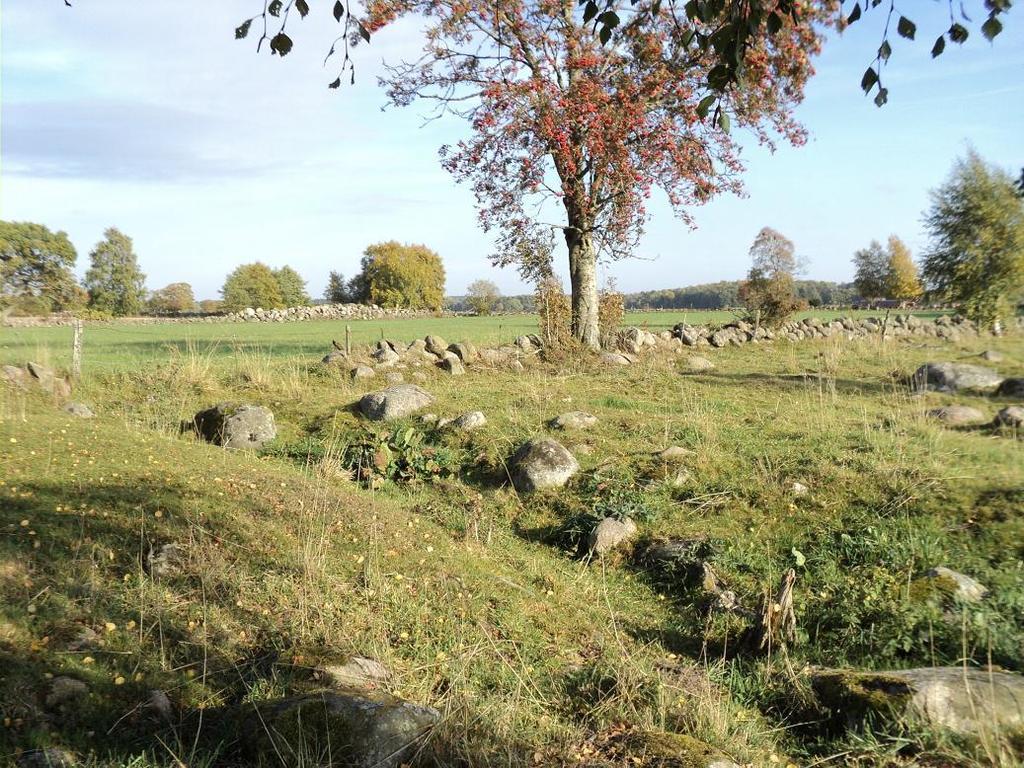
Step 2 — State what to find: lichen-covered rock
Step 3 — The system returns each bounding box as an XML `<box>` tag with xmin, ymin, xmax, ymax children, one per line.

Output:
<box><xmin>443</xmin><ymin>411</ymin><xmax>486</xmax><ymax>431</ymax></box>
<box><xmin>509</xmin><ymin>438</ymin><xmax>579</xmax><ymax>492</ymax></box>
<box><xmin>913</xmin><ymin>362</ymin><xmax>1003</xmax><ymax>393</ymax></box>
<box><xmin>925</xmin><ymin>405</ymin><xmax>986</xmax><ymax>425</ymax></box>
<box><xmin>996</xmin><ymin>378</ymin><xmax>1024</xmax><ymax>398</ymax></box>
<box><xmin>601</xmin><ymin>352</ymin><xmax>631</xmax><ymax>366</ymax></box>
<box><xmin>923</xmin><ymin>566</ymin><xmax>988</xmax><ymax>602</ymax></box>
<box><xmin>587</xmin><ymin>517</ymin><xmax>637</xmax><ymax>556</ymax></box>
<box><xmin>439</xmin><ymin>353</ymin><xmax>465</xmax><ymax>375</ymax></box>
<box><xmin>193</xmin><ymin>403</ymin><xmax>276</xmax><ymax>449</ymax></box>
<box><xmin>682</xmin><ymin>356</ymin><xmax>715</xmax><ymax>373</ymax></box>
<box><xmin>993</xmin><ymin>406</ymin><xmax>1024</xmax><ymax>428</ymax></box>
<box><xmin>812</xmin><ymin>667</ymin><xmax>1024</xmax><ymax>736</ymax></box>
<box><xmin>371</xmin><ymin>346</ymin><xmax>400</xmax><ymax>367</ymax></box>
<box><xmin>358</xmin><ymin>385</ymin><xmax>433</xmax><ymax>421</ymax></box>
<box><xmin>239</xmin><ymin>689</ymin><xmax>439</xmax><ymax>768</ymax></box>
<box><xmin>447</xmin><ymin>341</ymin><xmax>477</xmax><ymax>362</ymax></box>
<box><xmin>550</xmin><ymin>411</ymin><xmax>598</xmax><ymax>430</ymax></box>
<box><xmin>320</xmin><ymin>656</ymin><xmax>391</xmax><ymax>689</ymax></box>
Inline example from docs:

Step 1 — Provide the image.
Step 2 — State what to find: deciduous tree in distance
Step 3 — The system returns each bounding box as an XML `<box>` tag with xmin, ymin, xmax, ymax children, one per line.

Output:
<box><xmin>84</xmin><ymin>227</ymin><xmax>147</xmax><ymax>317</ymax></box>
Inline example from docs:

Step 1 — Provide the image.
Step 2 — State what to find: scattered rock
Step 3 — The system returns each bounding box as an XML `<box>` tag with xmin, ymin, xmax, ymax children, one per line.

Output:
<box><xmin>439</xmin><ymin>353</ymin><xmax>465</xmax><ymax>376</ymax></box>
<box><xmin>790</xmin><ymin>481</ymin><xmax>809</xmax><ymax>496</ymax></box>
<box><xmin>17</xmin><ymin>748</ymin><xmax>78</xmax><ymax>768</ymax></box>
<box><xmin>350</xmin><ymin>365</ymin><xmax>375</xmax><ymax>381</ymax></box>
<box><xmin>993</xmin><ymin>406</ymin><xmax>1024</xmax><ymax>428</ymax></box>
<box><xmin>27</xmin><ymin>361</ymin><xmax>56</xmax><ymax>392</ymax></box>
<box><xmin>446</xmin><ymin>411</ymin><xmax>487</xmax><ymax>431</ymax></box>
<box><xmin>146</xmin><ymin>543</ymin><xmax>186</xmax><ymax>579</ymax></box>
<box><xmin>509</xmin><ymin>438</ymin><xmax>579</xmax><ymax>492</ymax></box>
<box><xmin>682</xmin><ymin>356</ymin><xmax>716</xmax><ymax>373</ymax></box>
<box><xmin>358</xmin><ymin>385</ymin><xmax>434</xmax><ymax>421</ymax></box>
<box><xmin>913</xmin><ymin>362</ymin><xmax>1003</xmax><ymax>393</ymax></box>
<box><xmin>995</xmin><ymin>378</ymin><xmax>1024</xmax><ymax>398</ymax></box>
<box><xmin>978</xmin><ymin>350</ymin><xmax>1004</xmax><ymax>362</ymax></box>
<box><xmin>925</xmin><ymin>405</ymin><xmax>986</xmax><ymax>425</ymax></box>
<box><xmin>320</xmin><ymin>656</ymin><xmax>391</xmax><ymax>689</ymax></box>
<box><xmin>812</xmin><ymin>667</ymin><xmax>1024</xmax><ymax>737</ymax></box>
<box><xmin>550</xmin><ymin>411</ymin><xmax>598</xmax><ymax>430</ymax></box>
<box><xmin>657</xmin><ymin>446</ymin><xmax>692</xmax><ymax>462</ymax></box>
<box><xmin>424</xmin><ymin>335</ymin><xmax>448</xmax><ymax>356</ymax></box>
<box><xmin>924</xmin><ymin>566</ymin><xmax>988</xmax><ymax>602</ymax></box>
<box><xmin>45</xmin><ymin>677</ymin><xmax>88</xmax><ymax>709</ymax></box>
<box><xmin>63</xmin><ymin>402</ymin><xmax>94</xmax><ymax>418</ymax></box>
<box><xmin>601</xmin><ymin>352</ymin><xmax>631</xmax><ymax>366</ymax></box>
<box><xmin>322</xmin><ymin>350</ymin><xmax>348</xmax><ymax>365</ymax></box>
<box><xmin>587</xmin><ymin>517</ymin><xmax>638</xmax><ymax>556</ymax></box>
<box><xmin>2</xmin><ymin>364</ymin><xmax>30</xmax><ymax>389</ymax></box>
<box><xmin>192</xmin><ymin>403</ymin><xmax>276</xmax><ymax>449</ymax></box>
<box><xmin>65</xmin><ymin>626</ymin><xmax>100</xmax><ymax>652</ymax></box>
<box><xmin>383</xmin><ymin>371</ymin><xmax>404</xmax><ymax>385</ymax></box>
<box><xmin>239</xmin><ymin>690</ymin><xmax>439</xmax><ymax>768</ymax></box>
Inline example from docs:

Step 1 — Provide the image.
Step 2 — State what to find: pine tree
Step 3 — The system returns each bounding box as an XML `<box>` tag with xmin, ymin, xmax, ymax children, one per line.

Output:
<box><xmin>84</xmin><ymin>228</ymin><xmax>147</xmax><ymax>316</ymax></box>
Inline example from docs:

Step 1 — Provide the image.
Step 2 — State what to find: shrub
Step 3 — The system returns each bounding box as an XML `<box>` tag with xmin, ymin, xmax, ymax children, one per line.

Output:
<box><xmin>598</xmin><ymin>280</ymin><xmax>624</xmax><ymax>350</ymax></box>
<box><xmin>535</xmin><ymin>276</ymin><xmax>571</xmax><ymax>348</ymax></box>
<box><xmin>466</xmin><ymin>279</ymin><xmax>501</xmax><ymax>315</ymax></box>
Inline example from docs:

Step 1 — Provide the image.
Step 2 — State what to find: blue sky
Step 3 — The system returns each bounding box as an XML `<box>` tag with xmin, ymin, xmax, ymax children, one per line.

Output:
<box><xmin>2</xmin><ymin>1</ymin><xmax>1022</xmax><ymax>300</ymax></box>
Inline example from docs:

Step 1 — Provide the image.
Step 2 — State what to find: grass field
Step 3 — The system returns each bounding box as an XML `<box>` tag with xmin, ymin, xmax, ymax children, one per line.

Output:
<box><xmin>1</xmin><ymin>318</ymin><xmax>1021</xmax><ymax>767</ymax></box>
<box><xmin>0</xmin><ymin>309</ymin><xmax>946</xmax><ymax>372</ymax></box>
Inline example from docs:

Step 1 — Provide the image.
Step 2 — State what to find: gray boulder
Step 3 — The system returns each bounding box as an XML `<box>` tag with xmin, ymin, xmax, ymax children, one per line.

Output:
<box><xmin>371</xmin><ymin>346</ymin><xmax>400</xmax><ymax>367</ymax></box>
<box><xmin>550</xmin><ymin>411</ymin><xmax>598</xmax><ymax>430</ymax></box>
<box><xmin>601</xmin><ymin>352</ymin><xmax>631</xmax><ymax>366</ymax></box>
<box><xmin>925</xmin><ymin>405</ymin><xmax>985</xmax><ymax>425</ymax></box>
<box><xmin>812</xmin><ymin>667</ymin><xmax>1024</xmax><ymax>737</ymax></box>
<box><xmin>383</xmin><ymin>371</ymin><xmax>404</xmax><ymax>385</ymax></box>
<box><xmin>913</xmin><ymin>362</ymin><xmax>1003</xmax><ymax>393</ymax></box>
<box><xmin>979</xmin><ymin>350</ymin><xmax>1004</xmax><ymax>363</ymax></box>
<box><xmin>63</xmin><ymin>402</ymin><xmax>94</xmax><ymax>419</ymax></box>
<box><xmin>424</xmin><ymin>335</ymin><xmax>448</xmax><ymax>356</ymax></box>
<box><xmin>240</xmin><ymin>690</ymin><xmax>439</xmax><ymax>768</ymax></box>
<box><xmin>193</xmin><ymin>403</ymin><xmax>276</xmax><ymax>449</ymax></box>
<box><xmin>509</xmin><ymin>438</ymin><xmax>579</xmax><ymax>492</ymax></box>
<box><xmin>445</xmin><ymin>411</ymin><xmax>487</xmax><ymax>431</ymax></box>
<box><xmin>2</xmin><ymin>364</ymin><xmax>30</xmax><ymax>389</ymax></box>
<box><xmin>996</xmin><ymin>378</ymin><xmax>1024</xmax><ymax>397</ymax></box>
<box><xmin>358</xmin><ymin>385</ymin><xmax>433</xmax><ymax>421</ymax></box>
<box><xmin>993</xmin><ymin>406</ymin><xmax>1024</xmax><ymax>428</ymax></box>
<box><xmin>681</xmin><ymin>356</ymin><xmax>715</xmax><ymax>373</ymax></box>
<box><xmin>587</xmin><ymin>517</ymin><xmax>637</xmax><ymax>556</ymax></box>
<box><xmin>447</xmin><ymin>342</ymin><xmax>478</xmax><ymax>363</ymax></box>
<box><xmin>146</xmin><ymin>543</ymin><xmax>186</xmax><ymax>579</ymax></box>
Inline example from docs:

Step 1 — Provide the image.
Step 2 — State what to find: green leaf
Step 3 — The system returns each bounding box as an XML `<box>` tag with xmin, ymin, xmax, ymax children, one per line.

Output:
<box><xmin>235</xmin><ymin>19</ymin><xmax>253</xmax><ymax>39</ymax></box>
<box><xmin>270</xmin><ymin>31</ymin><xmax>293</xmax><ymax>56</ymax></box>
<box><xmin>599</xmin><ymin>10</ymin><xmax>620</xmax><ymax>28</ymax></box>
<box><xmin>878</xmin><ymin>40</ymin><xmax>891</xmax><ymax>61</ymax></box>
<box><xmin>981</xmin><ymin>16</ymin><xmax>1002</xmax><ymax>41</ymax></box>
<box><xmin>949</xmin><ymin>22</ymin><xmax>969</xmax><ymax>43</ymax></box>
<box><xmin>846</xmin><ymin>2</ymin><xmax>861</xmax><ymax>24</ymax></box>
<box><xmin>791</xmin><ymin>547</ymin><xmax>806</xmax><ymax>567</ymax></box>
<box><xmin>358</xmin><ymin>21</ymin><xmax>371</xmax><ymax>43</ymax></box>
<box><xmin>599</xmin><ymin>24</ymin><xmax>612</xmax><ymax>45</ymax></box>
<box><xmin>860</xmin><ymin>66</ymin><xmax>878</xmax><ymax>93</ymax></box>
<box><xmin>896</xmin><ymin>15</ymin><xmax>916</xmax><ymax>40</ymax></box>
<box><xmin>873</xmin><ymin>87</ymin><xmax>888</xmax><ymax>107</ymax></box>
<box><xmin>931</xmin><ymin>34</ymin><xmax>946</xmax><ymax>57</ymax></box>
<box><xmin>583</xmin><ymin>1</ymin><xmax>599</xmax><ymax>23</ymax></box>
<box><xmin>766</xmin><ymin>11</ymin><xmax>782</xmax><ymax>34</ymax></box>
<box><xmin>296</xmin><ymin>0</ymin><xmax>309</xmax><ymax>18</ymax></box>
<box><xmin>717</xmin><ymin>110</ymin><xmax>730</xmax><ymax>132</ymax></box>
<box><xmin>268</xmin><ymin>0</ymin><xmax>283</xmax><ymax>17</ymax></box>
<box><xmin>696</xmin><ymin>93</ymin><xmax>716</xmax><ymax>118</ymax></box>
<box><xmin>333</xmin><ymin>0</ymin><xmax>345</xmax><ymax>21</ymax></box>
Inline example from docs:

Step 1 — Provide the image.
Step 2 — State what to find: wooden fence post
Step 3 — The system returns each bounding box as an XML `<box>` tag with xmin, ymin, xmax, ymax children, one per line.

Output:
<box><xmin>345</xmin><ymin>325</ymin><xmax>351</xmax><ymax>355</ymax></box>
<box><xmin>71</xmin><ymin>319</ymin><xmax>83</xmax><ymax>380</ymax></box>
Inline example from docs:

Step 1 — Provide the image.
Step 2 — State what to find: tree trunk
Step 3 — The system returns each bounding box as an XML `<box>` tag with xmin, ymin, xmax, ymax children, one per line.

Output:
<box><xmin>564</xmin><ymin>224</ymin><xmax>600</xmax><ymax>350</ymax></box>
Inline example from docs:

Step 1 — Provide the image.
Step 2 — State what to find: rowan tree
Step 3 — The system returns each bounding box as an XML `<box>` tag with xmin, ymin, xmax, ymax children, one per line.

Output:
<box><xmin>84</xmin><ymin>228</ymin><xmax>147</xmax><ymax>316</ymax></box>
<box><xmin>0</xmin><ymin>221</ymin><xmax>82</xmax><ymax>313</ymax></box>
<box><xmin>922</xmin><ymin>150</ymin><xmax>1024</xmax><ymax>330</ymax></box>
<box><xmin>885</xmin><ymin>235</ymin><xmax>921</xmax><ymax>301</ymax></box>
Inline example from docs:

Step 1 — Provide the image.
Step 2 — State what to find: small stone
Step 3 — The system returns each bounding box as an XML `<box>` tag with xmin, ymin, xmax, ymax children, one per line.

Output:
<box><xmin>424</xmin><ymin>335</ymin><xmax>448</xmax><ymax>356</ymax></box>
<box><xmin>146</xmin><ymin>543</ymin><xmax>186</xmax><ymax>579</ymax></box>
<box><xmin>925</xmin><ymin>405</ymin><xmax>986</xmax><ymax>425</ymax></box>
<box><xmin>384</xmin><ymin>371</ymin><xmax>404</xmax><ymax>385</ymax></box>
<box><xmin>372</xmin><ymin>346</ymin><xmax>400</xmax><ymax>367</ymax></box>
<box><xmin>790</xmin><ymin>481</ymin><xmax>808</xmax><ymax>496</ymax></box>
<box><xmin>447</xmin><ymin>342</ymin><xmax>478</xmax><ymax>363</ymax></box>
<box><xmin>978</xmin><ymin>350</ymin><xmax>1004</xmax><ymax>362</ymax></box>
<box><xmin>657</xmin><ymin>446</ymin><xmax>692</xmax><ymax>462</ymax></box>
<box><xmin>600</xmin><ymin>352</ymin><xmax>631</xmax><ymax>366</ymax></box>
<box><xmin>65</xmin><ymin>626</ymin><xmax>99</xmax><ymax>652</ymax></box>
<box><xmin>681</xmin><ymin>356</ymin><xmax>715</xmax><ymax>373</ymax></box>
<box><xmin>439</xmin><ymin>353</ymin><xmax>465</xmax><ymax>376</ymax></box>
<box><xmin>509</xmin><ymin>438</ymin><xmax>579</xmax><ymax>492</ymax></box>
<box><xmin>17</xmin><ymin>748</ymin><xmax>77</xmax><ymax>768</ymax></box>
<box><xmin>192</xmin><ymin>403</ymin><xmax>276</xmax><ymax>450</ymax></box>
<box><xmin>146</xmin><ymin>689</ymin><xmax>174</xmax><ymax>721</ymax></box>
<box><xmin>359</xmin><ymin>385</ymin><xmax>434</xmax><ymax>421</ymax></box>
<box><xmin>550</xmin><ymin>411</ymin><xmax>598</xmax><ymax>430</ymax></box>
<box><xmin>447</xmin><ymin>411</ymin><xmax>487</xmax><ymax>431</ymax></box>
<box><xmin>995</xmin><ymin>378</ymin><xmax>1024</xmax><ymax>398</ymax></box>
<box><xmin>46</xmin><ymin>677</ymin><xmax>88</xmax><ymax>708</ymax></box>
<box><xmin>587</xmin><ymin>517</ymin><xmax>637</xmax><ymax>555</ymax></box>
<box><xmin>63</xmin><ymin>402</ymin><xmax>94</xmax><ymax>418</ymax></box>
